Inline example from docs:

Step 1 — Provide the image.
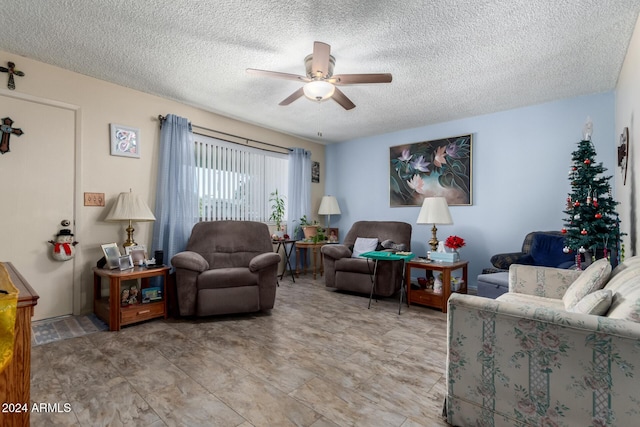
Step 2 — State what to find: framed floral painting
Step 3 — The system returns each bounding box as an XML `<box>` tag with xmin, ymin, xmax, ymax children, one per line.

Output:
<box><xmin>390</xmin><ymin>134</ymin><xmax>472</xmax><ymax>206</ymax></box>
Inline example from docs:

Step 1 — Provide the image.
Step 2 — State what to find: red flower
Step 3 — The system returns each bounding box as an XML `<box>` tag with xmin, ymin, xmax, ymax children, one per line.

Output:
<box><xmin>445</xmin><ymin>235</ymin><xmax>466</xmax><ymax>249</ymax></box>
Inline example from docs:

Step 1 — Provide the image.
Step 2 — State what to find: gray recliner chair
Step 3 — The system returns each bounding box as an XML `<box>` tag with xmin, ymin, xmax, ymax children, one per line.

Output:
<box><xmin>321</xmin><ymin>221</ymin><xmax>412</xmax><ymax>297</ymax></box>
<box><xmin>171</xmin><ymin>221</ymin><xmax>281</xmax><ymax>316</ymax></box>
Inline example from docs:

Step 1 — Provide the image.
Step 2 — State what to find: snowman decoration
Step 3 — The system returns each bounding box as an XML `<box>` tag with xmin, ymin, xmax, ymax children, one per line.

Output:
<box><xmin>48</xmin><ymin>228</ymin><xmax>78</xmax><ymax>261</ymax></box>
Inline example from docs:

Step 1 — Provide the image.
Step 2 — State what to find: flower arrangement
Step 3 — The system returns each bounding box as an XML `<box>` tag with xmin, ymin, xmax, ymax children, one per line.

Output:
<box><xmin>445</xmin><ymin>235</ymin><xmax>466</xmax><ymax>250</ymax></box>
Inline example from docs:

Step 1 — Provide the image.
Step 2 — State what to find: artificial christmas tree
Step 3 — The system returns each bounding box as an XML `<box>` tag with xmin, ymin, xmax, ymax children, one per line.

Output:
<box><xmin>562</xmin><ymin>120</ymin><xmax>622</xmax><ymax>269</ymax></box>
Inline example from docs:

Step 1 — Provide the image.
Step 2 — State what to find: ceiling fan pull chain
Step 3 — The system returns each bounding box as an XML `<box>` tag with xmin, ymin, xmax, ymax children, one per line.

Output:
<box><xmin>317</xmin><ymin>103</ymin><xmax>323</xmax><ymax>138</ymax></box>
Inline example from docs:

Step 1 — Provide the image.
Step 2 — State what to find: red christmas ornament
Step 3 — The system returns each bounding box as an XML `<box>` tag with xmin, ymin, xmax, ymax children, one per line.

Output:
<box><xmin>561</xmin><ymin>228</ymin><xmax>567</xmax><ymax>234</ymax></box>
<box><xmin>595</xmin><ymin>213</ymin><xmax>602</xmax><ymax>219</ymax></box>
<box><xmin>581</xmin><ymin>229</ymin><xmax>588</xmax><ymax>235</ymax></box>
<box><xmin>584</xmin><ymin>159</ymin><xmax>591</xmax><ymax>165</ymax></box>
<box><xmin>574</xmin><ymin>201</ymin><xmax>580</xmax><ymax>207</ymax></box>
<box><xmin>593</xmin><ymin>200</ymin><xmax>599</xmax><ymax>208</ymax></box>
<box><xmin>572</xmin><ymin>167</ymin><xmax>577</xmax><ymax>171</ymax></box>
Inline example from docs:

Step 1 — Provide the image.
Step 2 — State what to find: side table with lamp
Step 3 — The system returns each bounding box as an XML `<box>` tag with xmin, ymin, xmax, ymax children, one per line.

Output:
<box><xmin>96</xmin><ymin>189</ymin><xmax>168</xmax><ymax>331</ymax></box>
<box><xmin>410</xmin><ymin>196</ymin><xmax>468</xmax><ymax>312</ymax></box>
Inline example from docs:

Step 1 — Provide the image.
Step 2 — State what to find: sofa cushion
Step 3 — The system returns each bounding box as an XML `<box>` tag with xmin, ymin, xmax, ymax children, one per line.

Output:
<box><xmin>605</xmin><ymin>275</ymin><xmax>640</xmax><ymax>322</ymax></box>
<box><xmin>568</xmin><ymin>288</ymin><xmax>612</xmax><ymax>315</ymax></box>
<box><xmin>496</xmin><ymin>292</ymin><xmax>566</xmax><ymax>310</ymax></box>
<box><xmin>352</xmin><ymin>237</ymin><xmax>378</xmax><ymax>258</ymax></box>
<box><xmin>529</xmin><ymin>233</ymin><xmax>574</xmax><ymax>267</ymax></box>
<box><xmin>562</xmin><ymin>258</ymin><xmax>611</xmax><ymax>309</ymax></box>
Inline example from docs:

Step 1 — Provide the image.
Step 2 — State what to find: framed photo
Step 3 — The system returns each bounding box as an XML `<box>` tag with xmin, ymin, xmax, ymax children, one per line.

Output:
<box><xmin>312</xmin><ymin>161</ymin><xmax>320</xmax><ymax>183</ymax></box>
<box><xmin>101</xmin><ymin>243</ymin><xmax>121</xmax><ymax>269</ymax></box>
<box><xmin>125</xmin><ymin>244</ymin><xmax>147</xmax><ymax>266</ymax></box>
<box><xmin>110</xmin><ymin>123</ymin><xmax>140</xmax><ymax>158</ymax></box>
<box><xmin>326</xmin><ymin>227</ymin><xmax>339</xmax><ymax>243</ymax></box>
<box><xmin>118</xmin><ymin>254</ymin><xmax>134</xmax><ymax>270</ymax></box>
<box><xmin>141</xmin><ymin>287</ymin><xmax>162</xmax><ymax>303</ymax></box>
<box><xmin>389</xmin><ymin>134</ymin><xmax>473</xmax><ymax>206</ymax></box>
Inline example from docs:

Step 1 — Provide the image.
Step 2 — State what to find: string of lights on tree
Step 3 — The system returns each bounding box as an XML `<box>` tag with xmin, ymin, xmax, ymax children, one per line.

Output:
<box><xmin>561</xmin><ymin>119</ymin><xmax>622</xmax><ymax>269</ymax></box>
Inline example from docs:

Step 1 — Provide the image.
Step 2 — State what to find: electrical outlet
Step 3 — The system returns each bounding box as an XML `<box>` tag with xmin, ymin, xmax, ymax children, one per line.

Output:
<box><xmin>84</xmin><ymin>192</ymin><xmax>105</xmax><ymax>206</ymax></box>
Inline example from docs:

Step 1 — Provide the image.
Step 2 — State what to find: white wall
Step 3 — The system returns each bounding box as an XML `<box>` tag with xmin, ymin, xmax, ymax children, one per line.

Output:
<box><xmin>615</xmin><ymin>14</ymin><xmax>640</xmax><ymax>258</ymax></box>
<box><xmin>326</xmin><ymin>92</ymin><xmax>616</xmax><ymax>287</ymax></box>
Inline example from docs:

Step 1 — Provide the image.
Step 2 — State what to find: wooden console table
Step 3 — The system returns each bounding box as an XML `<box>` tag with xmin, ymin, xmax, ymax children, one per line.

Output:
<box><xmin>93</xmin><ymin>266</ymin><xmax>169</xmax><ymax>331</ymax></box>
<box><xmin>0</xmin><ymin>262</ymin><xmax>39</xmax><ymax>427</ymax></box>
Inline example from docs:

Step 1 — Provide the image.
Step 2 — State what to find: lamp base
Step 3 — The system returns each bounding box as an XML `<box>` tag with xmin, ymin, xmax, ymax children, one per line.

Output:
<box><xmin>429</xmin><ymin>224</ymin><xmax>439</xmax><ymax>252</ymax></box>
<box><xmin>123</xmin><ymin>221</ymin><xmax>136</xmax><ymax>249</ymax></box>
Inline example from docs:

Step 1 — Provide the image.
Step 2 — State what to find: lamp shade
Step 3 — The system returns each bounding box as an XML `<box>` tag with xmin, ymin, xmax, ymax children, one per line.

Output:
<box><xmin>318</xmin><ymin>196</ymin><xmax>341</xmax><ymax>215</ymax></box>
<box><xmin>416</xmin><ymin>197</ymin><xmax>452</xmax><ymax>225</ymax></box>
<box><xmin>105</xmin><ymin>190</ymin><xmax>156</xmax><ymax>222</ymax></box>
<box><xmin>303</xmin><ymin>80</ymin><xmax>335</xmax><ymax>101</ymax></box>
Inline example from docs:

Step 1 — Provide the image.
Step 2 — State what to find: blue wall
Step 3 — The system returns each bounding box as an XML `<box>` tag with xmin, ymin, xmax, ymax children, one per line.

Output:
<box><xmin>325</xmin><ymin>92</ymin><xmax>616</xmax><ymax>289</ymax></box>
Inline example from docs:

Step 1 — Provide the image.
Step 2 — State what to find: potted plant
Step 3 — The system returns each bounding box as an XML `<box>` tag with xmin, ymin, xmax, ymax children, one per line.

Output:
<box><xmin>296</xmin><ymin>215</ymin><xmax>320</xmax><ymax>240</ymax></box>
<box><xmin>269</xmin><ymin>190</ymin><xmax>286</xmax><ymax>238</ymax></box>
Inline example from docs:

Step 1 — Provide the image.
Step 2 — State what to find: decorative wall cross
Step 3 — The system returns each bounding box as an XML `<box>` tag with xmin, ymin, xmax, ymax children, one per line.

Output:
<box><xmin>0</xmin><ymin>62</ymin><xmax>25</xmax><ymax>90</ymax></box>
<box><xmin>0</xmin><ymin>117</ymin><xmax>24</xmax><ymax>154</ymax></box>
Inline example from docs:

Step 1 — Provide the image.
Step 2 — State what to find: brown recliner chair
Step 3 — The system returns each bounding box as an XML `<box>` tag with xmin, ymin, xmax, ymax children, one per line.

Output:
<box><xmin>321</xmin><ymin>221</ymin><xmax>412</xmax><ymax>297</ymax></box>
<box><xmin>171</xmin><ymin>221</ymin><xmax>281</xmax><ymax>316</ymax></box>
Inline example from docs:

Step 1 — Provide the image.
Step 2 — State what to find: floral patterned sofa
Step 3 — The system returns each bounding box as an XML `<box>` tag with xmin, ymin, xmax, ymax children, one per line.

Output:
<box><xmin>444</xmin><ymin>255</ymin><xmax>640</xmax><ymax>426</ymax></box>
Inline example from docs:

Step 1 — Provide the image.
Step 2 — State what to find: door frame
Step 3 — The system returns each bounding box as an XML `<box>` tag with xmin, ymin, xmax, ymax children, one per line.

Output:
<box><xmin>1</xmin><ymin>88</ymin><xmax>83</xmax><ymax>315</ymax></box>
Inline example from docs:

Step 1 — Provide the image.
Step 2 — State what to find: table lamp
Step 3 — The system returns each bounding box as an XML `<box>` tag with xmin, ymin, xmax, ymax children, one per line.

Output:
<box><xmin>105</xmin><ymin>189</ymin><xmax>156</xmax><ymax>248</ymax></box>
<box><xmin>416</xmin><ymin>196</ymin><xmax>453</xmax><ymax>252</ymax></box>
<box><xmin>318</xmin><ymin>195</ymin><xmax>341</xmax><ymax>229</ymax></box>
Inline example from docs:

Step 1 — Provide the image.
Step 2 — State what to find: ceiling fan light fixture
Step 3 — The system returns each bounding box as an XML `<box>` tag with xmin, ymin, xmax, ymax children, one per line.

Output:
<box><xmin>303</xmin><ymin>80</ymin><xmax>335</xmax><ymax>101</ymax></box>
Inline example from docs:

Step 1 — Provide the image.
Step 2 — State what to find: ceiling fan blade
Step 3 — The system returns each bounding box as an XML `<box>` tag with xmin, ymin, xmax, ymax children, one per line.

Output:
<box><xmin>311</xmin><ymin>42</ymin><xmax>331</xmax><ymax>78</ymax></box>
<box><xmin>246</xmin><ymin>68</ymin><xmax>310</xmax><ymax>82</ymax></box>
<box><xmin>331</xmin><ymin>87</ymin><xmax>356</xmax><ymax>110</ymax></box>
<box><xmin>330</xmin><ymin>73</ymin><xmax>393</xmax><ymax>84</ymax></box>
<box><xmin>279</xmin><ymin>87</ymin><xmax>305</xmax><ymax>106</ymax></box>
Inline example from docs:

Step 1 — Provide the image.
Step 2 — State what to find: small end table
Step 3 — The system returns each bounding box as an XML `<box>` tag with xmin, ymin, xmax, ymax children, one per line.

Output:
<box><xmin>360</xmin><ymin>251</ymin><xmax>415</xmax><ymax>314</ymax></box>
<box><xmin>273</xmin><ymin>239</ymin><xmax>296</xmax><ymax>283</ymax></box>
<box><xmin>405</xmin><ymin>259</ymin><xmax>468</xmax><ymax>313</ymax></box>
<box><xmin>295</xmin><ymin>241</ymin><xmax>328</xmax><ymax>279</ymax></box>
<box><xmin>93</xmin><ymin>265</ymin><xmax>170</xmax><ymax>331</ymax></box>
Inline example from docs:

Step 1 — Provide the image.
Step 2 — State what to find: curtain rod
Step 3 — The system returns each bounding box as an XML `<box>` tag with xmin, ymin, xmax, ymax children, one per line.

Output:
<box><xmin>157</xmin><ymin>115</ymin><xmax>290</xmax><ymax>154</ymax></box>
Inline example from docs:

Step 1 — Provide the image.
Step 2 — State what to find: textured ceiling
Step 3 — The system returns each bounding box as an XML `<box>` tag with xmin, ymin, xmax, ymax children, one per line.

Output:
<box><xmin>1</xmin><ymin>1</ymin><xmax>638</xmax><ymax>144</ymax></box>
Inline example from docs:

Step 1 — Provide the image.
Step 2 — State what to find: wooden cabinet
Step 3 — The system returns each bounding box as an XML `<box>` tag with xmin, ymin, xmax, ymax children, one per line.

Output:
<box><xmin>0</xmin><ymin>262</ymin><xmax>39</xmax><ymax>427</ymax></box>
<box><xmin>93</xmin><ymin>266</ymin><xmax>169</xmax><ymax>331</ymax></box>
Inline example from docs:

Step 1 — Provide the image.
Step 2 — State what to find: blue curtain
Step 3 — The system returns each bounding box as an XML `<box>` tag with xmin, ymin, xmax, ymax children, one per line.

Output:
<box><xmin>287</xmin><ymin>148</ymin><xmax>312</xmax><ymax>237</ymax></box>
<box><xmin>152</xmin><ymin>114</ymin><xmax>199</xmax><ymax>268</ymax></box>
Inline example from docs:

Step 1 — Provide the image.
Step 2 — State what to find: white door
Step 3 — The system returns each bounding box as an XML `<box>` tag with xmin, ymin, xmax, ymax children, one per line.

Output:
<box><xmin>0</xmin><ymin>93</ymin><xmax>75</xmax><ymax>320</ymax></box>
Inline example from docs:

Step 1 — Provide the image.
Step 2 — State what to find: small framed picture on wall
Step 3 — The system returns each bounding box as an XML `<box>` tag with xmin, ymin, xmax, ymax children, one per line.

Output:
<box><xmin>110</xmin><ymin>123</ymin><xmax>140</xmax><ymax>158</ymax></box>
<box><xmin>312</xmin><ymin>161</ymin><xmax>320</xmax><ymax>183</ymax></box>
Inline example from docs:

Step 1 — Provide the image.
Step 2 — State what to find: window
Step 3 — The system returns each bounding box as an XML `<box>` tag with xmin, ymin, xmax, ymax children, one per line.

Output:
<box><xmin>194</xmin><ymin>134</ymin><xmax>288</xmax><ymax>223</ymax></box>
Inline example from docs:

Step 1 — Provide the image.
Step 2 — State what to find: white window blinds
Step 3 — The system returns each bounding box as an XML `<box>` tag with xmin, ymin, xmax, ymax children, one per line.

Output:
<box><xmin>194</xmin><ymin>134</ymin><xmax>288</xmax><ymax>223</ymax></box>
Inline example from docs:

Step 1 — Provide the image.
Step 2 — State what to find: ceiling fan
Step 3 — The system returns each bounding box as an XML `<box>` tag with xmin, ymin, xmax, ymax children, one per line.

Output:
<box><xmin>246</xmin><ymin>41</ymin><xmax>392</xmax><ymax>110</ymax></box>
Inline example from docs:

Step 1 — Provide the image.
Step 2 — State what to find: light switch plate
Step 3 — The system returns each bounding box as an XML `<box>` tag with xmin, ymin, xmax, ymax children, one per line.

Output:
<box><xmin>84</xmin><ymin>192</ymin><xmax>105</xmax><ymax>206</ymax></box>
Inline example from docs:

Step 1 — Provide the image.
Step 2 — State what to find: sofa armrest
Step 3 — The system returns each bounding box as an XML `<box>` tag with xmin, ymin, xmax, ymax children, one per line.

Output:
<box><xmin>321</xmin><ymin>244</ymin><xmax>352</xmax><ymax>260</ymax></box>
<box><xmin>171</xmin><ymin>251</ymin><xmax>209</xmax><ymax>272</ymax></box>
<box><xmin>445</xmin><ymin>293</ymin><xmax>640</xmax><ymax>426</ymax></box>
<box><xmin>508</xmin><ymin>264</ymin><xmax>582</xmax><ymax>299</ymax></box>
<box><xmin>490</xmin><ymin>251</ymin><xmax>526</xmax><ymax>270</ymax></box>
<box><xmin>250</xmin><ymin>252</ymin><xmax>281</xmax><ymax>272</ymax></box>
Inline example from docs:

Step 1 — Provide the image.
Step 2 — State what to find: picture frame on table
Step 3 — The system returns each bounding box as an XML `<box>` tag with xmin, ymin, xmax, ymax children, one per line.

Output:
<box><xmin>100</xmin><ymin>243</ymin><xmax>121</xmax><ymax>269</ymax></box>
<box><xmin>110</xmin><ymin>123</ymin><xmax>140</xmax><ymax>158</ymax></box>
<box><xmin>125</xmin><ymin>244</ymin><xmax>147</xmax><ymax>266</ymax></box>
<box><xmin>118</xmin><ymin>254</ymin><xmax>134</xmax><ymax>270</ymax></box>
<box><xmin>141</xmin><ymin>287</ymin><xmax>162</xmax><ymax>303</ymax></box>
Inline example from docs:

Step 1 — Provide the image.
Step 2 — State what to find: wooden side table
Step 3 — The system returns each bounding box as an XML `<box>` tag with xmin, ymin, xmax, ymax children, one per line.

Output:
<box><xmin>93</xmin><ymin>265</ymin><xmax>170</xmax><ymax>331</ymax></box>
<box><xmin>295</xmin><ymin>241</ymin><xmax>327</xmax><ymax>279</ymax></box>
<box><xmin>405</xmin><ymin>259</ymin><xmax>468</xmax><ymax>313</ymax></box>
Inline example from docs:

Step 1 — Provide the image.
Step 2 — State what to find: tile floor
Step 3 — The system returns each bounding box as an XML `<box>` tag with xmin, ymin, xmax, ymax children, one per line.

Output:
<box><xmin>30</xmin><ymin>275</ymin><xmax>450</xmax><ymax>426</ymax></box>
